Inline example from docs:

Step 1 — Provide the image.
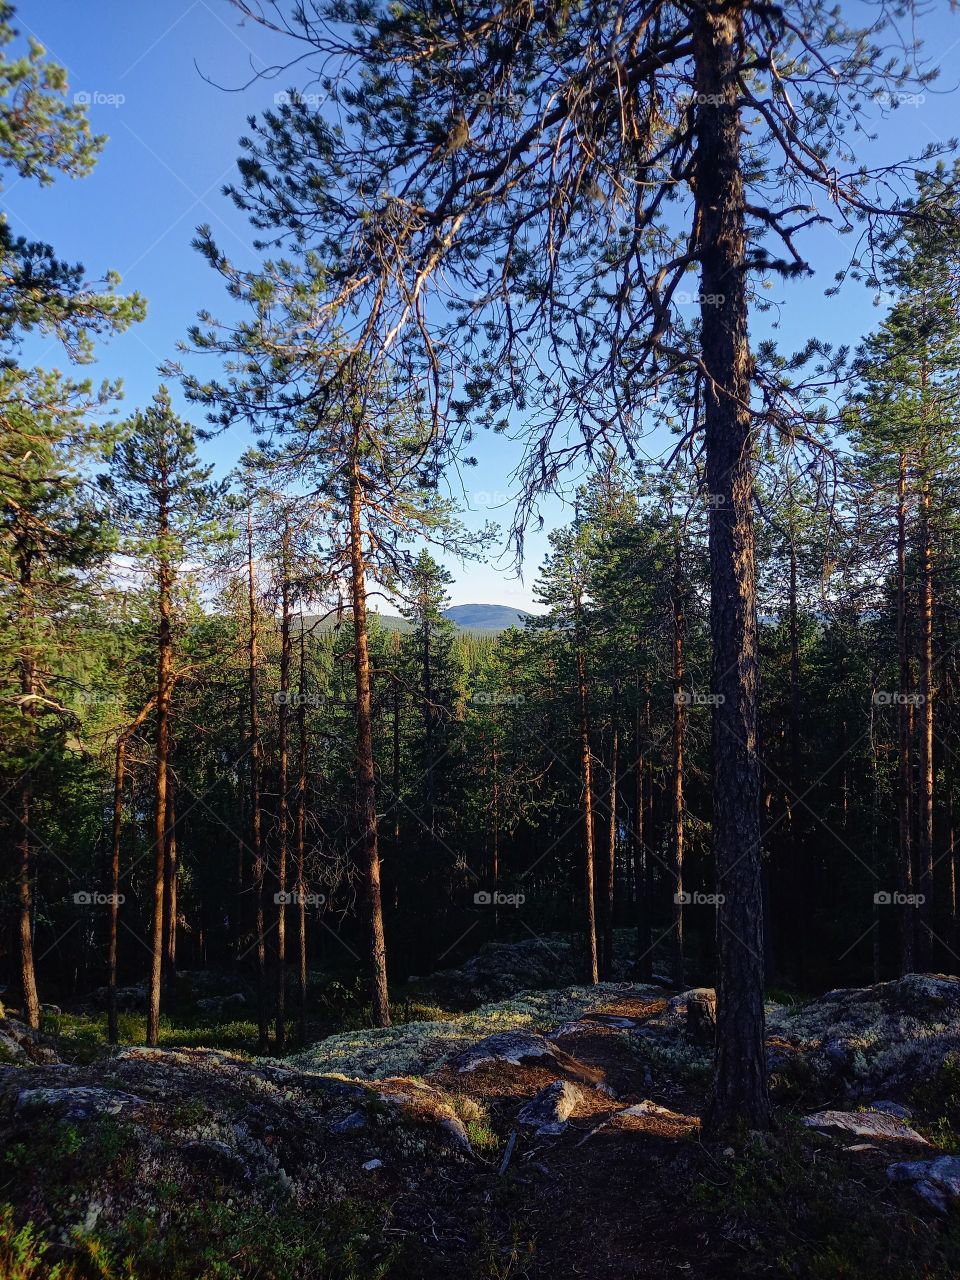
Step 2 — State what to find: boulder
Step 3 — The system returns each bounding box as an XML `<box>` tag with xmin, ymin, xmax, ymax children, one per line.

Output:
<box><xmin>516</xmin><ymin>1080</ymin><xmax>582</xmax><ymax>1135</ymax></box>
<box><xmin>453</xmin><ymin>1030</ymin><xmax>559</xmax><ymax>1074</ymax></box>
<box><xmin>802</xmin><ymin>1109</ymin><xmax>929</xmax><ymax>1145</ymax></box>
<box><xmin>15</xmin><ymin>1086</ymin><xmax>147</xmax><ymax>1122</ymax></box>
<box><xmin>888</xmin><ymin>1155</ymin><xmax>960</xmax><ymax>1214</ymax></box>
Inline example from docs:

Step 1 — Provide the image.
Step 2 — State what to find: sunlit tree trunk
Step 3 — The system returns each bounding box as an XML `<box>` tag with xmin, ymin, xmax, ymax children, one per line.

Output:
<box><xmin>247</xmin><ymin>508</ymin><xmax>269</xmax><ymax>1051</ymax></box>
<box><xmin>14</xmin><ymin>543</ymin><xmax>40</xmax><ymax>1030</ymax></box>
<box><xmin>296</xmin><ymin>617</ymin><xmax>309</xmax><ymax>1043</ymax></box>
<box><xmin>349</xmin><ymin>433</ymin><xmax>390</xmax><ymax>1027</ymax></box>
<box><xmin>897</xmin><ymin>453</ymin><xmax>915</xmax><ymax>974</ymax></box>
<box><xmin>275</xmin><ymin>529</ymin><xmax>292</xmax><ymax>1051</ymax></box>
<box><xmin>147</xmin><ymin>494</ymin><xmax>172</xmax><ymax>1048</ymax></box>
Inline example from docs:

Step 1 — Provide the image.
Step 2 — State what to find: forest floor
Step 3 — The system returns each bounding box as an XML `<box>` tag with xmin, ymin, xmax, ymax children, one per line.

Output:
<box><xmin>3</xmin><ymin>939</ymin><xmax>960</xmax><ymax>1278</ymax></box>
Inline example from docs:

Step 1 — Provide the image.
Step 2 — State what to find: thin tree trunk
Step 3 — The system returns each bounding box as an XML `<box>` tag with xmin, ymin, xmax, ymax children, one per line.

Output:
<box><xmin>671</xmin><ymin>534</ymin><xmax>686</xmax><ymax>988</ymax></box>
<box><xmin>917</xmin><ymin>466</ymin><xmax>935</xmax><ymax>969</ymax></box>
<box><xmin>108</xmin><ymin>736</ymin><xmax>128</xmax><ymax>1044</ymax></box>
<box><xmin>15</xmin><ymin>546</ymin><xmax>40</xmax><ymax>1029</ymax></box>
<box><xmin>897</xmin><ymin>453</ymin><xmax>915</xmax><ymax>974</ymax></box>
<box><xmin>147</xmin><ymin>535</ymin><xmax>172</xmax><ymax>1047</ymax></box>
<box><xmin>694</xmin><ymin>0</ymin><xmax>770</xmax><ymax>1131</ymax></box>
<box><xmin>575</xmin><ymin>610</ymin><xmax>599</xmax><ymax>985</ymax></box>
<box><xmin>349</xmin><ymin>437</ymin><xmax>390</xmax><ymax>1027</ymax></box>
<box><xmin>162</xmin><ymin>774</ymin><xmax>178</xmax><ymax>1011</ymax></box>
<box><xmin>296</xmin><ymin>616</ymin><xmax>309</xmax><ymax>1044</ymax></box>
<box><xmin>275</xmin><ymin>530</ymin><xmax>292</xmax><ymax>1051</ymax></box>
<box><xmin>603</xmin><ymin>706</ymin><xmax>618</xmax><ymax>981</ymax></box>
<box><xmin>247</xmin><ymin>508</ymin><xmax>269</xmax><ymax>1051</ymax></box>
<box><xmin>787</xmin><ymin>503</ymin><xmax>804</xmax><ymax>985</ymax></box>
<box><xmin>633</xmin><ymin>683</ymin><xmax>651</xmax><ymax>978</ymax></box>
<box><xmin>491</xmin><ymin>744</ymin><xmax>500</xmax><ymax>934</ymax></box>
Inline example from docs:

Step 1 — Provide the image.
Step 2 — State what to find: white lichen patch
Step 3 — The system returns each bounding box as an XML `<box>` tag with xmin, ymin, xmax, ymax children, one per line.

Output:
<box><xmin>292</xmin><ymin>983</ymin><xmax>658</xmax><ymax>1080</ymax></box>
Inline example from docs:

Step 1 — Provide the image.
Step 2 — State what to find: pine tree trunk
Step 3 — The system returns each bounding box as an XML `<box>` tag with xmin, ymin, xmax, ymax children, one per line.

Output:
<box><xmin>276</xmin><ymin>537</ymin><xmax>292</xmax><ymax>1051</ymax></box>
<box><xmin>247</xmin><ymin>509</ymin><xmax>269</xmax><ymax>1051</ymax></box>
<box><xmin>147</xmin><ymin>543</ymin><xmax>172</xmax><ymax>1047</ymax></box>
<box><xmin>15</xmin><ymin>547</ymin><xmax>40</xmax><ymax>1029</ymax></box>
<box><xmin>491</xmin><ymin>744</ymin><xmax>500</xmax><ymax>934</ymax></box>
<box><xmin>671</xmin><ymin>535</ymin><xmax>686</xmax><ymax>987</ymax></box>
<box><xmin>296</xmin><ymin>619</ymin><xmax>309</xmax><ymax>1044</ymax></box>
<box><xmin>917</xmin><ymin>469</ymin><xmax>935</xmax><ymax>969</ymax></box>
<box><xmin>575</xmin><ymin>616</ymin><xmax>599</xmax><ymax>985</ymax></box>
<box><xmin>633</xmin><ymin>699</ymin><xmax>651</xmax><ymax>978</ymax></box>
<box><xmin>162</xmin><ymin>776</ymin><xmax>178</xmax><ymax>1007</ymax></box>
<box><xmin>349</xmin><ymin>442</ymin><xmax>390</xmax><ymax>1027</ymax></box>
<box><xmin>108</xmin><ymin>736</ymin><xmax>127</xmax><ymax>1045</ymax></box>
<box><xmin>897</xmin><ymin>454</ymin><xmax>915</xmax><ymax>974</ymax></box>
<box><xmin>694</xmin><ymin>0</ymin><xmax>770</xmax><ymax>1132</ymax></box>
<box><xmin>603</xmin><ymin>708</ymin><xmax>618</xmax><ymax>981</ymax></box>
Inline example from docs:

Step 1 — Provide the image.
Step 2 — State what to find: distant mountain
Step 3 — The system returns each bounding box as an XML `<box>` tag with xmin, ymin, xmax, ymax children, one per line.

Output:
<box><xmin>443</xmin><ymin>604</ymin><xmax>531</xmax><ymax>631</ymax></box>
<box><xmin>301</xmin><ymin>603</ymin><xmax>533</xmax><ymax>635</ymax></box>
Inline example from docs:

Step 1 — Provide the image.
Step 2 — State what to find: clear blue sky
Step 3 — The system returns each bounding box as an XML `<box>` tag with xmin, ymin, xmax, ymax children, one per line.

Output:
<box><xmin>6</xmin><ymin>2</ymin><xmax>960</xmax><ymax>609</ymax></box>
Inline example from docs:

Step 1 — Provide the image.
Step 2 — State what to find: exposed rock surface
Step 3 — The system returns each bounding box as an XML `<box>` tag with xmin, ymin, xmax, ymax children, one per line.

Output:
<box><xmin>802</xmin><ymin>1108</ymin><xmax>930</xmax><ymax>1145</ymax></box>
<box><xmin>516</xmin><ymin>1080</ymin><xmax>583</xmax><ymax>1135</ymax></box>
<box><xmin>888</xmin><ymin>1155</ymin><xmax>960</xmax><ymax>1214</ymax></box>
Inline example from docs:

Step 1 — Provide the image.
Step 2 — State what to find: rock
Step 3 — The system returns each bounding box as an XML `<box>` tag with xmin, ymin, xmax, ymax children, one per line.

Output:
<box><xmin>888</xmin><ymin>1155</ymin><xmax>960</xmax><ymax>1214</ymax></box>
<box><xmin>0</xmin><ymin>1016</ymin><xmax>59</xmax><ymax>1065</ymax></box>
<box><xmin>618</xmin><ymin>1100</ymin><xmax>695</xmax><ymax>1125</ymax></box>
<box><xmin>516</xmin><ymin>1080</ymin><xmax>582</xmax><ymax>1135</ymax></box>
<box><xmin>15</xmin><ymin>1086</ymin><xmax>147</xmax><ymax>1122</ymax></box>
<box><xmin>362</xmin><ymin>1158</ymin><xmax>383</xmax><ymax>1171</ymax></box>
<box><xmin>331</xmin><ymin>1110</ymin><xmax>367</xmax><ymax>1134</ymax></box>
<box><xmin>870</xmin><ymin>1099</ymin><xmax>911</xmax><ymax>1119</ymax></box>
<box><xmin>454</xmin><ymin>1030</ymin><xmax>559</xmax><ymax>1074</ymax></box>
<box><xmin>766</xmin><ymin>974</ymin><xmax>960</xmax><ymax>1098</ymax></box>
<box><xmin>802</xmin><ymin>1109</ymin><xmax>930</xmax><ymax>1145</ymax></box>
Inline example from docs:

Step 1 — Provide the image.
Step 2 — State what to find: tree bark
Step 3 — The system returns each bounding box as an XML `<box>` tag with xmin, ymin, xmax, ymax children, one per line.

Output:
<box><xmin>275</xmin><ymin>528</ymin><xmax>292</xmax><ymax>1051</ymax></box>
<box><xmin>694</xmin><ymin>0</ymin><xmax>771</xmax><ymax>1132</ymax></box>
<box><xmin>896</xmin><ymin>453</ymin><xmax>915</xmax><ymax>974</ymax></box>
<box><xmin>14</xmin><ymin>545</ymin><xmax>40</xmax><ymax>1029</ymax></box>
<box><xmin>603</xmin><ymin>705</ymin><xmax>619</xmax><ymax>981</ymax></box>
<box><xmin>917</xmin><ymin>463</ymin><xmax>935</xmax><ymax>969</ymax></box>
<box><xmin>349</xmin><ymin>434</ymin><xmax>391</xmax><ymax>1027</ymax></box>
<box><xmin>575</xmin><ymin>607</ymin><xmax>599</xmax><ymax>985</ymax></box>
<box><xmin>671</xmin><ymin>534</ymin><xmax>686</xmax><ymax>988</ymax></box>
<box><xmin>296</xmin><ymin>616</ymin><xmax>309</xmax><ymax>1044</ymax></box>
<box><xmin>147</xmin><ymin>516</ymin><xmax>172</xmax><ymax>1047</ymax></box>
<box><xmin>247</xmin><ymin>508</ymin><xmax>269</xmax><ymax>1051</ymax></box>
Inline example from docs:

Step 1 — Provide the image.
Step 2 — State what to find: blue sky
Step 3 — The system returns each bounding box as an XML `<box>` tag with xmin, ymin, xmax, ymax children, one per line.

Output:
<box><xmin>6</xmin><ymin>1</ymin><xmax>960</xmax><ymax>609</ymax></box>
